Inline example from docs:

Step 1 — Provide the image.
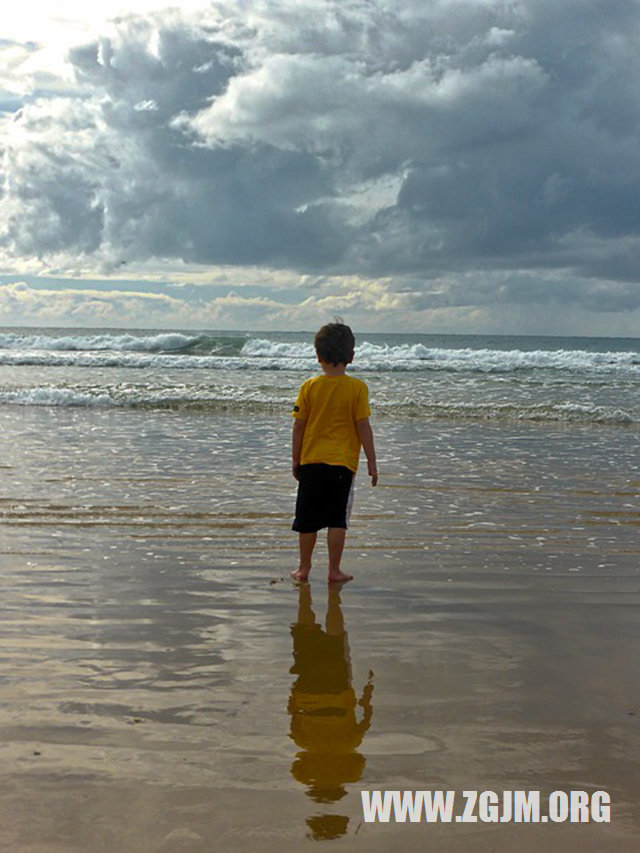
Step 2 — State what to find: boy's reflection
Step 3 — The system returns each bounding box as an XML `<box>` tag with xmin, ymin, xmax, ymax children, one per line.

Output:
<box><xmin>288</xmin><ymin>584</ymin><xmax>374</xmax><ymax>840</ymax></box>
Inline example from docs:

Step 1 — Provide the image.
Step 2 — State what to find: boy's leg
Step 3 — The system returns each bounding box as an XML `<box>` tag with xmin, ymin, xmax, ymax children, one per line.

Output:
<box><xmin>327</xmin><ymin>527</ymin><xmax>353</xmax><ymax>583</ymax></box>
<box><xmin>292</xmin><ymin>531</ymin><xmax>316</xmax><ymax>581</ymax></box>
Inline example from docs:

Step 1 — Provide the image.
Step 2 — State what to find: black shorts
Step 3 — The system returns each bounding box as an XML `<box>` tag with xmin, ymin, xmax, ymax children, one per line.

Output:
<box><xmin>292</xmin><ymin>464</ymin><xmax>354</xmax><ymax>533</ymax></box>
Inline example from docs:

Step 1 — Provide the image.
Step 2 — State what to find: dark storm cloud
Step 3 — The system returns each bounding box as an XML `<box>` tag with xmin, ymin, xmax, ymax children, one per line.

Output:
<box><xmin>1</xmin><ymin>0</ymin><xmax>639</xmax><ymax>317</ymax></box>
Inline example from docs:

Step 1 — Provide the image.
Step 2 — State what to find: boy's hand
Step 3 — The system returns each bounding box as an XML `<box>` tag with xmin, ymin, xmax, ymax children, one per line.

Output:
<box><xmin>292</xmin><ymin>462</ymin><xmax>301</xmax><ymax>481</ymax></box>
<box><xmin>357</xmin><ymin>418</ymin><xmax>378</xmax><ymax>486</ymax></box>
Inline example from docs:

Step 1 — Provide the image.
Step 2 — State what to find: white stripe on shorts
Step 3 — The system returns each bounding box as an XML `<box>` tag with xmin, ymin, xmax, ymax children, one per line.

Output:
<box><xmin>346</xmin><ymin>476</ymin><xmax>355</xmax><ymax>528</ymax></box>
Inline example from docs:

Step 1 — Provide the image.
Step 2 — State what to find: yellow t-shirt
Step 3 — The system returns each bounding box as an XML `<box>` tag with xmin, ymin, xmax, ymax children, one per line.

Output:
<box><xmin>292</xmin><ymin>374</ymin><xmax>371</xmax><ymax>473</ymax></box>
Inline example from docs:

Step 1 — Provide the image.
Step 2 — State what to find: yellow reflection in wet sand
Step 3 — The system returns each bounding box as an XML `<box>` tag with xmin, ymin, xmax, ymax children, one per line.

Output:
<box><xmin>288</xmin><ymin>585</ymin><xmax>374</xmax><ymax>840</ymax></box>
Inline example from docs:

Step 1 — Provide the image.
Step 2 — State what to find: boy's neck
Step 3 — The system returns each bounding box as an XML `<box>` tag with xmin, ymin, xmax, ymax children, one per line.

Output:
<box><xmin>319</xmin><ymin>360</ymin><xmax>347</xmax><ymax>377</ymax></box>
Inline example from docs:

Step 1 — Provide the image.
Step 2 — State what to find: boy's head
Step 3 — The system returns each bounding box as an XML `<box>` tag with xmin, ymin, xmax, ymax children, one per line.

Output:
<box><xmin>314</xmin><ymin>321</ymin><xmax>355</xmax><ymax>366</ymax></box>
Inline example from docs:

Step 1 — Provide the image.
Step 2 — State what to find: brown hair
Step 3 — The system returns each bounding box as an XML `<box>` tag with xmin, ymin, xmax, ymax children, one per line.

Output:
<box><xmin>314</xmin><ymin>320</ymin><xmax>355</xmax><ymax>366</ymax></box>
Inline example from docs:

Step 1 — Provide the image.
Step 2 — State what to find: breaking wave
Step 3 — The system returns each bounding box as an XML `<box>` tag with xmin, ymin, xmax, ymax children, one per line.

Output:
<box><xmin>0</xmin><ymin>332</ymin><xmax>637</xmax><ymax>374</ymax></box>
<box><xmin>1</xmin><ymin>329</ymin><xmax>637</xmax><ymax>425</ymax></box>
<box><xmin>0</xmin><ymin>331</ymin><xmax>247</xmax><ymax>357</ymax></box>
<box><xmin>0</xmin><ymin>384</ymin><xmax>635</xmax><ymax>424</ymax></box>
<box><xmin>242</xmin><ymin>338</ymin><xmax>640</xmax><ymax>374</ymax></box>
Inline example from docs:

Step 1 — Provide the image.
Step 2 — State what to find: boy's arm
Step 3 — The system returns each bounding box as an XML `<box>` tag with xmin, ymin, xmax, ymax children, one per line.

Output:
<box><xmin>356</xmin><ymin>418</ymin><xmax>378</xmax><ymax>486</ymax></box>
<box><xmin>291</xmin><ymin>418</ymin><xmax>307</xmax><ymax>480</ymax></box>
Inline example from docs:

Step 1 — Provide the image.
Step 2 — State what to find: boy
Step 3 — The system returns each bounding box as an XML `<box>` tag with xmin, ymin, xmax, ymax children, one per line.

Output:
<box><xmin>291</xmin><ymin>322</ymin><xmax>377</xmax><ymax>583</ymax></box>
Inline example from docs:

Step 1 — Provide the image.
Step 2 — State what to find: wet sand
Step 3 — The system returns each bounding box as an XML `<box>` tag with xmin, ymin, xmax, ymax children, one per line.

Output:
<box><xmin>0</xmin><ymin>408</ymin><xmax>639</xmax><ymax>851</ymax></box>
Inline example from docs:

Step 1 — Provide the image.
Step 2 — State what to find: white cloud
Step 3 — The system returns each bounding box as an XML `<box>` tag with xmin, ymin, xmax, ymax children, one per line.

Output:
<box><xmin>1</xmin><ymin>0</ymin><xmax>640</xmax><ymax>333</ymax></box>
<box><xmin>0</xmin><ymin>280</ymin><xmax>184</xmax><ymax>325</ymax></box>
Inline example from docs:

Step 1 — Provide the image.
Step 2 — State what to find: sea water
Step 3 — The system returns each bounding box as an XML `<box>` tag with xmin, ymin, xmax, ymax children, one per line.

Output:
<box><xmin>1</xmin><ymin>328</ymin><xmax>639</xmax><ymax>849</ymax></box>
<box><xmin>0</xmin><ymin>327</ymin><xmax>638</xmax><ymax>424</ymax></box>
<box><xmin>1</xmin><ymin>325</ymin><xmax>637</xmax><ymax>569</ymax></box>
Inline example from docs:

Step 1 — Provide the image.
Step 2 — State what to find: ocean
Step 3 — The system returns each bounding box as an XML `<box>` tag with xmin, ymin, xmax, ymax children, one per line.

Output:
<box><xmin>0</xmin><ymin>327</ymin><xmax>638</xmax><ymax>424</ymax></box>
<box><xmin>2</xmin><ymin>324</ymin><xmax>637</xmax><ymax>572</ymax></box>
<box><xmin>1</xmin><ymin>327</ymin><xmax>639</xmax><ymax>848</ymax></box>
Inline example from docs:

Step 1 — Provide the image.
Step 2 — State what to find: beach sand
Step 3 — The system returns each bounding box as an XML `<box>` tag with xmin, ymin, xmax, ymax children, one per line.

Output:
<box><xmin>0</xmin><ymin>407</ymin><xmax>638</xmax><ymax>851</ymax></box>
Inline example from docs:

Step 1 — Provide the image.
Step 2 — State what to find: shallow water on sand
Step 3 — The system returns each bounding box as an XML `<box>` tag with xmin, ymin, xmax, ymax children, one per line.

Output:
<box><xmin>0</xmin><ymin>407</ymin><xmax>639</xmax><ymax>851</ymax></box>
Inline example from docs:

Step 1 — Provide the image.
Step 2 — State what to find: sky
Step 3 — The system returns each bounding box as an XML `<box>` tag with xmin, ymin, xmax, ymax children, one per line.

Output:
<box><xmin>1</xmin><ymin>0</ymin><xmax>640</xmax><ymax>335</ymax></box>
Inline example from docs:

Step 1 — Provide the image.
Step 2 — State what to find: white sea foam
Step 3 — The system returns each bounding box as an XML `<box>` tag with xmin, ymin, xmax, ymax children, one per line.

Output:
<box><xmin>0</xmin><ymin>331</ymin><xmax>637</xmax><ymax>375</ymax></box>
<box><xmin>357</xmin><ymin>342</ymin><xmax>639</xmax><ymax>373</ymax></box>
<box><xmin>0</xmin><ymin>330</ymin><xmax>637</xmax><ymax>424</ymax></box>
<box><xmin>0</xmin><ymin>381</ymin><xmax>293</xmax><ymax>411</ymax></box>
<box><xmin>0</xmin><ymin>382</ymin><xmax>634</xmax><ymax>423</ymax></box>
<box><xmin>375</xmin><ymin>399</ymin><xmax>635</xmax><ymax>425</ymax></box>
<box><xmin>240</xmin><ymin>338</ymin><xmax>639</xmax><ymax>374</ymax></box>
<box><xmin>0</xmin><ymin>331</ymin><xmax>215</xmax><ymax>354</ymax></box>
<box><xmin>241</xmin><ymin>338</ymin><xmax>316</xmax><ymax>359</ymax></box>
<box><xmin>0</xmin><ymin>387</ymin><xmax>114</xmax><ymax>407</ymax></box>
<box><xmin>0</xmin><ymin>350</ymin><xmax>308</xmax><ymax>370</ymax></box>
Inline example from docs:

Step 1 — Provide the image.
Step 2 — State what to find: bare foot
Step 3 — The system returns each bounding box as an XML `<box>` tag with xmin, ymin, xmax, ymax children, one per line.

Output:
<box><xmin>328</xmin><ymin>571</ymin><xmax>353</xmax><ymax>584</ymax></box>
<box><xmin>291</xmin><ymin>569</ymin><xmax>310</xmax><ymax>582</ymax></box>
